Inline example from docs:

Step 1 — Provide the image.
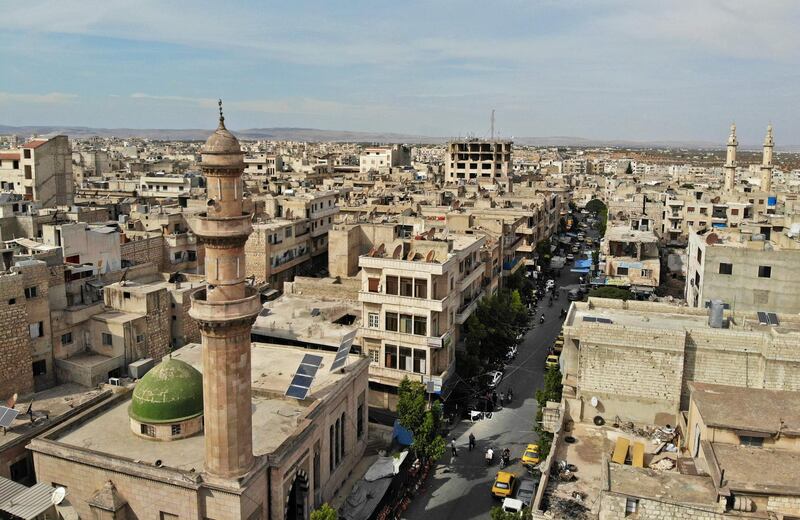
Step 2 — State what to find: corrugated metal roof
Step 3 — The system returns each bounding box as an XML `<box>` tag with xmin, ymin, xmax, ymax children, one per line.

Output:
<box><xmin>0</xmin><ymin>482</ymin><xmax>55</xmax><ymax>519</ymax></box>
<box><xmin>0</xmin><ymin>478</ymin><xmax>26</xmax><ymax>506</ymax></box>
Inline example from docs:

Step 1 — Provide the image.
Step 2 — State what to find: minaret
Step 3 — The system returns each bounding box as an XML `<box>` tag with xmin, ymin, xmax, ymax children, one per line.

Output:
<box><xmin>723</xmin><ymin>123</ymin><xmax>737</xmax><ymax>192</ymax></box>
<box><xmin>760</xmin><ymin>125</ymin><xmax>774</xmax><ymax>193</ymax></box>
<box><xmin>189</xmin><ymin>101</ymin><xmax>261</xmax><ymax>478</ymax></box>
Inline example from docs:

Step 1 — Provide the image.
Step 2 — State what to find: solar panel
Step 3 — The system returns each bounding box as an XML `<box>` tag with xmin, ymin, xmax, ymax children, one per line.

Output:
<box><xmin>0</xmin><ymin>406</ymin><xmax>19</xmax><ymax>428</ymax></box>
<box><xmin>286</xmin><ymin>354</ymin><xmax>324</xmax><ymax>400</ymax></box>
<box><xmin>582</xmin><ymin>316</ymin><xmax>597</xmax><ymax>323</ymax></box>
<box><xmin>329</xmin><ymin>330</ymin><xmax>358</xmax><ymax>372</ymax></box>
<box><xmin>757</xmin><ymin>311</ymin><xmax>769</xmax><ymax>325</ymax></box>
<box><xmin>768</xmin><ymin>312</ymin><xmax>780</xmax><ymax>326</ymax></box>
<box><xmin>596</xmin><ymin>317</ymin><xmax>613</xmax><ymax>324</ymax></box>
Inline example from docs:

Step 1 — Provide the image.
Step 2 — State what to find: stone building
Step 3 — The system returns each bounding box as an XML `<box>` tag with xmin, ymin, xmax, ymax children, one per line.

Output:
<box><xmin>0</xmin><ymin>136</ymin><xmax>73</xmax><ymax>206</ymax></box>
<box><xmin>444</xmin><ymin>139</ymin><xmax>512</xmax><ymax>189</ymax></box>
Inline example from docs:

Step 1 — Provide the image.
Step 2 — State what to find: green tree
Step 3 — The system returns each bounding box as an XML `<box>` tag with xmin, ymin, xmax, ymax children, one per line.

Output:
<box><xmin>310</xmin><ymin>503</ymin><xmax>338</xmax><ymax>520</ymax></box>
<box><xmin>625</xmin><ymin>162</ymin><xmax>633</xmax><ymax>175</ymax></box>
<box><xmin>585</xmin><ymin>199</ymin><xmax>606</xmax><ymax>214</ymax></box>
<box><xmin>588</xmin><ymin>286</ymin><xmax>633</xmax><ymax>300</ymax></box>
<box><xmin>490</xmin><ymin>506</ymin><xmax>534</xmax><ymax>519</ymax></box>
<box><xmin>397</xmin><ymin>378</ymin><xmax>446</xmax><ymax>463</ymax></box>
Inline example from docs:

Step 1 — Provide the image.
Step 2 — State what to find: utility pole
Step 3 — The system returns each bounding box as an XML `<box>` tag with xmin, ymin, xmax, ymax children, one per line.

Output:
<box><xmin>490</xmin><ymin>109</ymin><xmax>495</xmax><ymax>139</ymax></box>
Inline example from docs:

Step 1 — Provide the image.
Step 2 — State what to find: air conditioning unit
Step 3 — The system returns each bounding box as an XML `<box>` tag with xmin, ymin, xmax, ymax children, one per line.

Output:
<box><xmin>108</xmin><ymin>377</ymin><xmax>121</xmax><ymax>386</ymax></box>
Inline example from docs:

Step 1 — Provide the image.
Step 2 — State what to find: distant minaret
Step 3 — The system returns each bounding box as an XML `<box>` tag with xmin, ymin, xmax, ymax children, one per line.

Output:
<box><xmin>723</xmin><ymin>123</ymin><xmax>738</xmax><ymax>191</ymax></box>
<box><xmin>760</xmin><ymin>125</ymin><xmax>774</xmax><ymax>193</ymax></box>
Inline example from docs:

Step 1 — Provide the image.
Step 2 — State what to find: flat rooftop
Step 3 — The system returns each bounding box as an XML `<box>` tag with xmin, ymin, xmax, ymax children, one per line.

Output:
<box><xmin>566</xmin><ymin>298</ymin><xmax>800</xmax><ymax>335</ymax></box>
<box><xmin>605</xmin><ymin>226</ymin><xmax>659</xmax><ymax>243</ymax></box>
<box><xmin>712</xmin><ymin>443</ymin><xmax>800</xmax><ymax>495</ymax></box>
<box><xmin>690</xmin><ymin>382</ymin><xmax>800</xmax><ymax>435</ymax></box>
<box><xmin>253</xmin><ymin>294</ymin><xmax>360</xmax><ymax>349</ymax></box>
<box><xmin>608</xmin><ymin>463</ymin><xmax>719</xmax><ymax>507</ymax></box>
<box><xmin>54</xmin><ymin>343</ymin><xmax>362</xmax><ymax>471</ymax></box>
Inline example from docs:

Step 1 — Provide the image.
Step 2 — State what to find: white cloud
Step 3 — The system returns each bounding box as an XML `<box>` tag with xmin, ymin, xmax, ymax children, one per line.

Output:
<box><xmin>0</xmin><ymin>91</ymin><xmax>78</xmax><ymax>104</ymax></box>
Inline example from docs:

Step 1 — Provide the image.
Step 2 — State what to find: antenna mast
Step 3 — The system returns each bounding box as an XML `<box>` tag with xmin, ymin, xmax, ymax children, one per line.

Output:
<box><xmin>490</xmin><ymin>109</ymin><xmax>495</xmax><ymax>139</ymax></box>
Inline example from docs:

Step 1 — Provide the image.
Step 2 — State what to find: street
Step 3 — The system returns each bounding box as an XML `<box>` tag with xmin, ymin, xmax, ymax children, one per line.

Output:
<box><xmin>402</xmin><ymin>263</ymin><xmax>585</xmax><ymax>520</ymax></box>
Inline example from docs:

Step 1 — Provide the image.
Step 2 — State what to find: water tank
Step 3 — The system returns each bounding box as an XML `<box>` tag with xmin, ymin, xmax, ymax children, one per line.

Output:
<box><xmin>708</xmin><ymin>300</ymin><xmax>725</xmax><ymax>328</ymax></box>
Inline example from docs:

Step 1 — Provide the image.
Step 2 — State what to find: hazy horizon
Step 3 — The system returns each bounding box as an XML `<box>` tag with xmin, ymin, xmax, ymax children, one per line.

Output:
<box><xmin>1</xmin><ymin>1</ymin><xmax>798</xmax><ymax>145</ymax></box>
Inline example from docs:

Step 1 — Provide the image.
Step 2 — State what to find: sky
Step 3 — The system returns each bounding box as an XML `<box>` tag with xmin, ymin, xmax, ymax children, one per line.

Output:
<box><xmin>1</xmin><ymin>0</ymin><xmax>799</xmax><ymax>144</ymax></box>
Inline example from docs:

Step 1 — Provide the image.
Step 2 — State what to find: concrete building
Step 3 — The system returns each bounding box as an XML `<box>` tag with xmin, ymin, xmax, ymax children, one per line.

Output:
<box><xmin>138</xmin><ymin>172</ymin><xmax>198</xmax><ymax>199</ymax></box>
<box><xmin>0</xmin><ymin>136</ymin><xmax>73</xmax><ymax>206</ymax></box>
<box><xmin>444</xmin><ymin>139</ymin><xmax>512</xmax><ymax>187</ymax></box>
<box><xmin>686</xmin><ymin>226</ymin><xmax>800</xmax><ymax>313</ymax></box>
<box><xmin>245</xmin><ymin>153</ymin><xmax>284</xmax><ymax>176</ymax></box>
<box><xmin>246</xmin><ymin>218</ymin><xmax>314</xmax><ymax>287</ymax></box>
<box><xmin>358</xmin><ymin>145</ymin><xmax>411</xmax><ymax>174</ymax></box>
<box><xmin>597</xmin><ymin>219</ymin><xmax>660</xmax><ymax>295</ymax></box>
<box><xmin>357</xmin><ymin>230</ymin><xmax>485</xmax><ymax>409</ymax></box>
<box><xmin>42</xmin><ymin>221</ymin><xmax>121</xmax><ymax>273</ymax></box>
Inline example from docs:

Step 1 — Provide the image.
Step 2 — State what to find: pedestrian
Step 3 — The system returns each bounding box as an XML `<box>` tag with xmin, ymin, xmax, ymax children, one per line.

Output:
<box><xmin>492</xmin><ymin>391</ymin><xmax>498</xmax><ymax>408</ymax></box>
<box><xmin>469</xmin><ymin>433</ymin><xmax>476</xmax><ymax>451</ymax></box>
<box><xmin>499</xmin><ymin>393</ymin><xmax>505</xmax><ymax>407</ymax></box>
<box><xmin>451</xmin><ymin>438</ymin><xmax>457</xmax><ymax>457</ymax></box>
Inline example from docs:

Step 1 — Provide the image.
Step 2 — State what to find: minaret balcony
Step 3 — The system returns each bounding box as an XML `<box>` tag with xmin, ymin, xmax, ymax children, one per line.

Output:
<box><xmin>191</xmin><ymin>212</ymin><xmax>252</xmax><ymax>240</ymax></box>
<box><xmin>189</xmin><ymin>286</ymin><xmax>262</xmax><ymax>325</ymax></box>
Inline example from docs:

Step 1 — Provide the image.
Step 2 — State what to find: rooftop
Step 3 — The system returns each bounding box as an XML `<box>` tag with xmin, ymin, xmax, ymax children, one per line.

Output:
<box><xmin>690</xmin><ymin>382</ymin><xmax>800</xmax><ymax>435</ymax></box>
<box><xmin>253</xmin><ymin>294</ymin><xmax>360</xmax><ymax>349</ymax></box>
<box><xmin>604</xmin><ymin>225</ymin><xmax>659</xmax><ymax>243</ymax></box>
<box><xmin>607</xmin><ymin>463</ymin><xmax>719</xmax><ymax>507</ymax></box>
<box><xmin>53</xmin><ymin>343</ymin><xmax>364</xmax><ymax>471</ymax></box>
<box><xmin>711</xmin><ymin>443</ymin><xmax>800</xmax><ymax>495</ymax></box>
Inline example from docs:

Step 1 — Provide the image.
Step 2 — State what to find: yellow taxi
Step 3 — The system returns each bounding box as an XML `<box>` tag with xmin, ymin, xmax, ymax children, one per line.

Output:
<box><xmin>491</xmin><ymin>471</ymin><xmax>517</xmax><ymax>498</ymax></box>
<box><xmin>552</xmin><ymin>338</ymin><xmax>564</xmax><ymax>354</ymax></box>
<box><xmin>521</xmin><ymin>443</ymin><xmax>540</xmax><ymax>466</ymax></box>
<box><xmin>545</xmin><ymin>354</ymin><xmax>559</xmax><ymax>369</ymax></box>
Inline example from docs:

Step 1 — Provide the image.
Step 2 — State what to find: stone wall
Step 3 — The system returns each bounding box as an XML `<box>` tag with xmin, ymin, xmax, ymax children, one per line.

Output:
<box><xmin>0</xmin><ymin>273</ymin><xmax>33</xmax><ymax>399</ymax></box>
<box><xmin>599</xmin><ymin>493</ymin><xmax>726</xmax><ymax>520</ymax></box>
<box><xmin>121</xmin><ymin>235</ymin><xmax>165</xmax><ymax>271</ymax></box>
<box><xmin>244</xmin><ymin>227</ymin><xmax>268</xmax><ymax>283</ymax></box>
<box><xmin>145</xmin><ymin>289</ymin><xmax>171</xmax><ymax>360</ymax></box>
<box><xmin>767</xmin><ymin>495</ymin><xmax>800</xmax><ymax>517</ymax></box>
<box><xmin>18</xmin><ymin>262</ymin><xmax>55</xmax><ymax>390</ymax></box>
<box><xmin>283</xmin><ymin>276</ymin><xmax>361</xmax><ymax>301</ymax></box>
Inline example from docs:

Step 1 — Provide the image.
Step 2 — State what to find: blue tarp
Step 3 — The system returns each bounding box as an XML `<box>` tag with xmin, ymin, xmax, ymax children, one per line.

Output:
<box><xmin>768</xmin><ymin>196</ymin><xmax>777</xmax><ymax>206</ymax></box>
<box><xmin>392</xmin><ymin>420</ymin><xmax>413</xmax><ymax>446</ymax></box>
<box><xmin>712</xmin><ymin>223</ymin><xmax>727</xmax><ymax>228</ymax></box>
<box><xmin>574</xmin><ymin>259</ymin><xmax>592</xmax><ymax>269</ymax></box>
<box><xmin>570</xmin><ymin>268</ymin><xmax>590</xmax><ymax>273</ymax></box>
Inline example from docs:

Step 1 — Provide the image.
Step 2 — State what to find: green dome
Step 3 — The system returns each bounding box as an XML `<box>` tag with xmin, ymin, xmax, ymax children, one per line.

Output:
<box><xmin>129</xmin><ymin>358</ymin><xmax>204</xmax><ymax>424</ymax></box>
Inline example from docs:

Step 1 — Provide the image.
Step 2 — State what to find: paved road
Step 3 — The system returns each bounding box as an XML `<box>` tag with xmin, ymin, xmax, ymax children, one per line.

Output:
<box><xmin>403</xmin><ymin>264</ymin><xmax>584</xmax><ymax>520</ymax></box>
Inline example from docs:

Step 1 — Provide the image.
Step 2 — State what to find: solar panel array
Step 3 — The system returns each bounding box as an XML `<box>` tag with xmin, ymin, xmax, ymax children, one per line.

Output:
<box><xmin>757</xmin><ymin>311</ymin><xmax>780</xmax><ymax>326</ymax></box>
<box><xmin>330</xmin><ymin>331</ymin><xmax>357</xmax><ymax>373</ymax></box>
<box><xmin>0</xmin><ymin>406</ymin><xmax>19</xmax><ymax>428</ymax></box>
<box><xmin>285</xmin><ymin>354</ymin><xmax>323</xmax><ymax>400</ymax></box>
<box><xmin>582</xmin><ymin>316</ymin><xmax>613</xmax><ymax>324</ymax></box>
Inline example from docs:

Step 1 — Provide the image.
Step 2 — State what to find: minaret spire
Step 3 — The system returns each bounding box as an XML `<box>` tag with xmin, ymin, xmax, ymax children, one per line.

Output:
<box><xmin>761</xmin><ymin>124</ymin><xmax>774</xmax><ymax>193</ymax></box>
<box><xmin>723</xmin><ymin>123</ymin><xmax>737</xmax><ymax>191</ymax></box>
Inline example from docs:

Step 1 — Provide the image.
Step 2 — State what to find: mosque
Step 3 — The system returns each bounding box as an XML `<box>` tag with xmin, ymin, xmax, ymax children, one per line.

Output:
<box><xmin>28</xmin><ymin>110</ymin><xmax>369</xmax><ymax>520</ymax></box>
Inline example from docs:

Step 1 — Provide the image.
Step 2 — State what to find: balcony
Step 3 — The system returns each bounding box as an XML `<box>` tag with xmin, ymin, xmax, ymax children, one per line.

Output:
<box><xmin>188</xmin><ymin>287</ymin><xmax>262</xmax><ymax>324</ymax></box>
<box><xmin>456</xmin><ymin>289</ymin><xmax>485</xmax><ymax>324</ymax></box>
<box><xmin>358</xmin><ymin>255</ymin><xmax>447</xmax><ymax>274</ymax></box>
<box><xmin>191</xmin><ymin>212</ymin><xmax>252</xmax><ymax>240</ymax></box>
<box><xmin>457</xmin><ymin>262</ymin><xmax>483</xmax><ymax>290</ymax></box>
<box><xmin>502</xmin><ymin>257</ymin><xmax>523</xmax><ymax>275</ymax></box>
<box><xmin>360</xmin><ymin>328</ymin><xmax>452</xmax><ymax>349</ymax></box>
<box><xmin>368</xmin><ymin>364</ymin><xmax>451</xmax><ymax>389</ymax></box>
<box><xmin>358</xmin><ymin>291</ymin><xmax>449</xmax><ymax>312</ymax></box>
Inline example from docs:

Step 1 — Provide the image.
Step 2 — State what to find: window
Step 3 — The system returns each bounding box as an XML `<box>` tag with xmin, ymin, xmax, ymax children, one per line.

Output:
<box><xmin>8</xmin><ymin>299</ymin><xmax>15</xmax><ymax>305</ymax></box>
<box><xmin>171</xmin><ymin>424</ymin><xmax>182</xmax><ymax>436</ymax></box>
<box><xmin>23</xmin><ymin>149</ymin><xmax>31</xmax><ymax>159</ymax></box>
<box><xmin>61</xmin><ymin>332</ymin><xmax>73</xmax><ymax>344</ymax></box>
<box><xmin>413</xmin><ymin>316</ymin><xmax>427</xmax><ymax>336</ymax></box>
<box><xmin>369</xmin><ymin>349</ymin><xmax>379</xmax><ymax>364</ymax></box>
<box><xmin>368</xmin><ymin>313</ymin><xmax>379</xmax><ymax>328</ymax></box>
<box><xmin>340</xmin><ymin>412</ymin><xmax>346</xmax><ymax>458</ymax></box>
<box><xmin>731</xmin><ymin>208</ymin><xmax>739</xmax><ymax>215</ymax></box>
<box><xmin>385</xmin><ymin>312</ymin><xmax>398</xmax><ymax>332</ymax></box>
<box><xmin>357</xmin><ymin>403</ymin><xmax>364</xmax><ymax>439</ymax></box>
<box><xmin>29</xmin><ymin>322</ymin><xmax>43</xmax><ymax>339</ymax></box>
<box><xmin>32</xmin><ymin>360</ymin><xmax>47</xmax><ymax>376</ymax></box>
<box><xmin>329</xmin><ymin>425</ymin><xmax>335</xmax><ymax>471</ymax></box>
<box><xmin>140</xmin><ymin>424</ymin><xmax>155</xmax><ymax>437</ymax></box>
<box><xmin>385</xmin><ymin>276</ymin><xmax>398</xmax><ymax>295</ymax></box>
<box><xmin>616</xmin><ymin>267</ymin><xmax>628</xmax><ymax>276</ymax></box>
<box><xmin>398</xmin><ymin>347</ymin><xmax>412</xmax><ymax>371</ymax></box>
<box><xmin>399</xmin><ymin>277</ymin><xmax>413</xmax><ymax>297</ymax></box>
<box><xmin>285</xmin><ymin>227</ymin><xmax>292</xmax><ymax>238</ymax></box>
<box><xmin>687</xmin><ymin>206</ymin><xmax>695</xmax><ymax>213</ymax></box>
<box><xmin>413</xmin><ymin>349</ymin><xmax>426</xmax><ymax>374</ymax></box>
<box><xmin>159</xmin><ymin>513</ymin><xmax>178</xmax><ymax>520</ymax></box>
<box><xmin>625</xmin><ymin>498</ymin><xmax>638</xmax><ymax>516</ymax></box>
<box><xmin>719</xmin><ymin>262</ymin><xmax>733</xmax><ymax>275</ymax></box>
<box><xmin>414</xmin><ymin>278</ymin><xmax>427</xmax><ymax>299</ymax></box>
<box><xmin>758</xmin><ymin>265</ymin><xmax>772</xmax><ymax>278</ymax></box>
<box><xmin>368</xmin><ymin>277</ymin><xmax>380</xmax><ymax>293</ymax></box>
<box><xmin>102</xmin><ymin>333</ymin><xmax>113</xmax><ymax>346</ymax></box>
<box><xmin>399</xmin><ymin>314</ymin><xmax>413</xmax><ymax>334</ymax></box>
<box><xmin>696</xmin><ymin>248</ymin><xmax>702</xmax><ymax>263</ymax></box>
<box><xmin>739</xmin><ymin>435</ymin><xmax>764</xmax><ymax>447</ymax></box>
<box><xmin>136</xmin><ymin>334</ymin><xmax>145</xmax><ymax>343</ymax></box>
<box><xmin>334</xmin><ymin>418</ymin><xmax>341</xmax><ymax>466</ymax></box>
<box><xmin>124</xmin><ymin>291</ymin><xmax>131</xmax><ymax>299</ymax></box>
<box><xmin>640</xmin><ymin>269</ymin><xmax>652</xmax><ymax>278</ymax></box>
<box><xmin>24</xmin><ymin>165</ymin><xmax>32</xmax><ymax>179</ymax></box>
<box><xmin>187</xmin><ymin>250</ymin><xmax>196</xmax><ymax>261</ymax></box>
<box><xmin>24</xmin><ymin>286</ymin><xmax>37</xmax><ymax>299</ymax></box>
<box><xmin>385</xmin><ymin>344</ymin><xmax>398</xmax><ymax>369</ymax></box>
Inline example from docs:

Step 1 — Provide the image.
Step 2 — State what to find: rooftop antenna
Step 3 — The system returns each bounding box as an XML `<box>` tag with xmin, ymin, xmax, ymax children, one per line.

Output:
<box><xmin>490</xmin><ymin>109</ymin><xmax>495</xmax><ymax>139</ymax></box>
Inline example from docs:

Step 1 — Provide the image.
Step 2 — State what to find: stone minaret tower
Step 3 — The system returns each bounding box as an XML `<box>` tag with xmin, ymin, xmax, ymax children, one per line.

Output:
<box><xmin>189</xmin><ymin>102</ymin><xmax>260</xmax><ymax>479</ymax></box>
<box><xmin>723</xmin><ymin>123</ymin><xmax>738</xmax><ymax>192</ymax></box>
<box><xmin>760</xmin><ymin>125</ymin><xmax>774</xmax><ymax>193</ymax></box>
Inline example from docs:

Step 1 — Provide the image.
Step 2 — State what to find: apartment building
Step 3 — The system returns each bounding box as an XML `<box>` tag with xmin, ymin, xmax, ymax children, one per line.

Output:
<box><xmin>662</xmin><ymin>193</ymin><xmax>755</xmax><ymax>243</ymax></box>
<box><xmin>686</xmin><ymin>226</ymin><xmax>800</xmax><ymax>313</ymax></box>
<box><xmin>138</xmin><ymin>172</ymin><xmax>200</xmax><ymax>199</ymax></box>
<box><xmin>265</xmin><ymin>189</ymin><xmax>339</xmax><ymax>258</ymax></box>
<box><xmin>246</xmin><ymin>218</ymin><xmax>314</xmax><ymax>287</ymax></box>
<box><xmin>0</xmin><ymin>136</ymin><xmax>73</xmax><ymax>206</ymax></box>
<box><xmin>244</xmin><ymin>152</ymin><xmax>284</xmax><ymax>176</ymax></box>
<box><xmin>598</xmin><ymin>218</ymin><xmax>660</xmax><ymax>294</ymax></box>
<box><xmin>359</xmin><ymin>145</ymin><xmax>411</xmax><ymax>173</ymax></box>
<box><xmin>444</xmin><ymin>139</ymin><xmax>512</xmax><ymax>187</ymax></box>
<box><xmin>41</xmin><ymin>222</ymin><xmax>121</xmax><ymax>273</ymax></box>
<box><xmin>357</xmin><ymin>231</ymin><xmax>485</xmax><ymax>409</ymax></box>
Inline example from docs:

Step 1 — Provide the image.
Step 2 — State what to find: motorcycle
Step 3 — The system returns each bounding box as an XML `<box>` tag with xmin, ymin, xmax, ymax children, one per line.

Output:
<box><xmin>501</xmin><ymin>450</ymin><xmax>511</xmax><ymax>468</ymax></box>
<box><xmin>540</xmin><ymin>314</ymin><xmax>545</xmax><ymax>324</ymax></box>
<box><xmin>485</xmin><ymin>448</ymin><xmax>494</xmax><ymax>465</ymax></box>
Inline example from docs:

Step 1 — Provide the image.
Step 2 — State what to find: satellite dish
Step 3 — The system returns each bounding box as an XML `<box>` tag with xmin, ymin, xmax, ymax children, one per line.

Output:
<box><xmin>426</xmin><ymin>228</ymin><xmax>435</xmax><ymax>239</ymax></box>
<box><xmin>392</xmin><ymin>245</ymin><xmax>402</xmax><ymax>259</ymax></box>
<box><xmin>5</xmin><ymin>393</ymin><xmax>17</xmax><ymax>409</ymax></box>
<box><xmin>51</xmin><ymin>487</ymin><xmax>66</xmax><ymax>506</ymax></box>
<box><xmin>366</xmin><ymin>247</ymin><xmax>376</xmax><ymax>257</ymax></box>
<box><xmin>590</xmin><ymin>396</ymin><xmax>599</xmax><ymax>408</ymax></box>
<box><xmin>376</xmin><ymin>243</ymin><xmax>385</xmax><ymax>256</ymax></box>
<box><xmin>425</xmin><ymin>250</ymin><xmax>435</xmax><ymax>263</ymax></box>
<box><xmin>406</xmin><ymin>249</ymin><xmax>416</xmax><ymax>261</ymax></box>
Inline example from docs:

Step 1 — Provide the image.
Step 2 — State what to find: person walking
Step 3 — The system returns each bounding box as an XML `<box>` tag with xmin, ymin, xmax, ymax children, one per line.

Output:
<box><xmin>451</xmin><ymin>438</ymin><xmax>457</xmax><ymax>457</ymax></box>
<box><xmin>469</xmin><ymin>433</ymin><xmax>476</xmax><ymax>451</ymax></box>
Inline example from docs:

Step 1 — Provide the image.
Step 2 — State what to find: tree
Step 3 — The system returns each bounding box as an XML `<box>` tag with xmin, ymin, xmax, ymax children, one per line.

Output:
<box><xmin>588</xmin><ymin>286</ymin><xmax>633</xmax><ymax>300</ymax></box>
<box><xmin>625</xmin><ymin>162</ymin><xmax>633</xmax><ymax>175</ymax></box>
<box><xmin>585</xmin><ymin>199</ymin><xmax>606</xmax><ymax>214</ymax></box>
<box><xmin>311</xmin><ymin>503</ymin><xmax>338</xmax><ymax>520</ymax></box>
<box><xmin>397</xmin><ymin>378</ymin><xmax>446</xmax><ymax>463</ymax></box>
<box><xmin>491</xmin><ymin>506</ymin><xmax>534</xmax><ymax>519</ymax></box>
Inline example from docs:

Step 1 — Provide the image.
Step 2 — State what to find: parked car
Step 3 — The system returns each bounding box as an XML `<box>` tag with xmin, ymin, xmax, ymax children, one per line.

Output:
<box><xmin>545</xmin><ymin>354</ymin><xmax>560</xmax><ymax>370</ymax></box>
<box><xmin>516</xmin><ymin>478</ymin><xmax>537</xmax><ymax>507</ymax></box>
<box><xmin>521</xmin><ymin>443</ymin><xmax>541</xmax><ymax>466</ymax></box>
<box><xmin>502</xmin><ymin>497</ymin><xmax>524</xmax><ymax>513</ymax></box>
<box><xmin>568</xmin><ymin>288</ymin><xmax>581</xmax><ymax>301</ymax></box>
<box><xmin>491</xmin><ymin>471</ymin><xmax>517</xmax><ymax>498</ymax></box>
<box><xmin>484</xmin><ymin>370</ymin><xmax>503</xmax><ymax>388</ymax></box>
<box><xmin>552</xmin><ymin>338</ymin><xmax>564</xmax><ymax>354</ymax></box>
<box><xmin>566</xmin><ymin>253</ymin><xmax>574</xmax><ymax>261</ymax></box>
